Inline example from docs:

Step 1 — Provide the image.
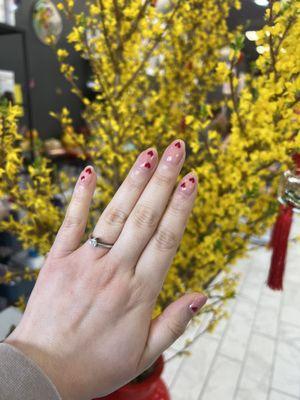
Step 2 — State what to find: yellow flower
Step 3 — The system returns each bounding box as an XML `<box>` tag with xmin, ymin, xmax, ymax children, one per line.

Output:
<box><xmin>1</xmin><ymin>0</ymin><xmax>299</xmax><ymax>331</ymax></box>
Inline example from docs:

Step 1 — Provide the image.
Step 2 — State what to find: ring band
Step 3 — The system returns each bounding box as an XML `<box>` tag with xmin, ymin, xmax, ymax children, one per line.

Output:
<box><xmin>88</xmin><ymin>234</ymin><xmax>114</xmax><ymax>249</ymax></box>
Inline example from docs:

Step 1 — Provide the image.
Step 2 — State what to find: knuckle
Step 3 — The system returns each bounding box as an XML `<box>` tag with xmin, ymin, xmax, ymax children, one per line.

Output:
<box><xmin>166</xmin><ymin>319</ymin><xmax>185</xmax><ymax>341</ymax></box>
<box><xmin>126</xmin><ymin>174</ymin><xmax>145</xmax><ymax>190</ymax></box>
<box><xmin>71</xmin><ymin>190</ymin><xmax>85</xmax><ymax>205</ymax></box>
<box><xmin>154</xmin><ymin>227</ymin><xmax>178</xmax><ymax>251</ymax></box>
<box><xmin>63</xmin><ymin>213</ymin><xmax>84</xmax><ymax>230</ymax></box>
<box><xmin>104</xmin><ymin>207</ymin><xmax>128</xmax><ymax>227</ymax></box>
<box><xmin>132</xmin><ymin>203</ymin><xmax>158</xmax><ymax>229</ymax></box>
<box><xmin>169</xmin><ymin>198</ymin><xmax>186</xmax><ymax>216</ymax></box>
<box><xmin>152</xmin><ymin>171</ymin><xmax>172</xmax><ymax>187</ymax></box>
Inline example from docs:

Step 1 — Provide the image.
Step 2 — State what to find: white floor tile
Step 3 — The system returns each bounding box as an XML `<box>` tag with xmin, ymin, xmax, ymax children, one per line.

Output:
<box><xmin>236</xmin><ymin>333</ymin><xmax>275</xmax><ymax>400</ymax></box>
<box><xmin>272</xmin><ymin>323</ymin><xmax>300</xmax><ymax>398</ymax></box>
<box><xmin>253</xmin><ymin>291</ymin><xmax>282</xmax><ymax>338</ymax></box>
<box><xmin>200</xmin><ymin>355</ymin><xmax>242</xmax><ymax>400</ymax></box>
<box><xmin>269</xmin><ymin>389</ymin><xmax>299</xmax><ymax>400</ymax></box>
<box><xmin>281</xmin><ymin>280</ymin><xmax>300</xmax><ymax>327</ymax></box>
<box><xmin>219</xmin><ymin>297</ymin><xmax>257</xmax><ymax>361</ymax></box>
<box><xmin>168</xmin><ymin>335</ymin><xmax>219</xmax><ymax>400</ymax></box>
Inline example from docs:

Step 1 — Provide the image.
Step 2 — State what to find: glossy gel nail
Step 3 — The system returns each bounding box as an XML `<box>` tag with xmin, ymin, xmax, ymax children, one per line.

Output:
<box><xmin>137</xmin><ymin>148</ymin><xmax>157</xmax><ymax>170</ymax></box>
<box><xmin>163</xmin><ymin>140</ymin><xmax>185</xmax><ymax>165</ymax></box>
<box><xmin>79</xmin><ymin>166</ymin><xmax>94</xmax><ymax>184</ymax></box>
<box><xmin>179</xmin><ymin>174</ymin><xmax>197</xmax><ymax>195</ymax></box>
<box><xmin>189</xmin><ymin>296</ymin><xmax>207</xmax><ymax>314</ymax></box>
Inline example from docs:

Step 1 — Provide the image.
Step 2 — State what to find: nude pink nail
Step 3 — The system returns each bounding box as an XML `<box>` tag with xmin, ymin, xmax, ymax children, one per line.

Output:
<box><xmin>79</xmin><ymin>166</ymin><xmax>94</xmax><ymax>184</ymax></box>
<box><xmin>137</xmin><ymin>148</ymin><xmax>157</xmax><ymax>171</ymax></box>
<box><xmin>189</xmin><ymin>296</ymin><xmax>207</xmax><ymax>314</ymax></box>
<box><xmin>163</xmin><ymin>140</ymin><xmax>185</xmax><ymax>165</ymax></box>
<box><xmin>179</xmin><ymin>173</ymin><xmax>197</xmax><ymax>195</ymax></box>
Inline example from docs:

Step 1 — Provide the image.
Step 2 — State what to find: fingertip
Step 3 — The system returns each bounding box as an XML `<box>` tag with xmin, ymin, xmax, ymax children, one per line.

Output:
<box><xmin>189</xmin><ymin>293</ymin><xmax>208</xmax><ymax>315</ymax></box>
<box><xmin>177</xmin><ymin>171</ymin><xmax>198</xmax><ymax>196</ymax></box>
<box><xmin>78</xmin><ymin>165</ymin><xmax>96</xmax><ymax>186</ymax></box>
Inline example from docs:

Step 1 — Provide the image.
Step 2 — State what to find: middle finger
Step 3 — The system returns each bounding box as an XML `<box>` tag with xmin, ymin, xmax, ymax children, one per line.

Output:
<box><xmin>110</xmin><ymin>139</ymin><xmax>185</xmax><ymax>268</ymax></box>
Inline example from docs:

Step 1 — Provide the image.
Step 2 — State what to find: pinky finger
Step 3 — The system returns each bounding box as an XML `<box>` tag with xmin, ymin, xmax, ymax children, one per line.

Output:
<box><xmin>50</xmin><ymin>166</ymin><xmax>96</xmax><ymax>258</ymax></box>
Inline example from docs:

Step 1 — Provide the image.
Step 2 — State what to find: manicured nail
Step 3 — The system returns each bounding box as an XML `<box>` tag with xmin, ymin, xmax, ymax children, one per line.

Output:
<box><xmin>79</xmin><ymin>166</ymin><xmax>94</xmax><ymax>184</ymax></box>
<box><xmin>189</xmin><ymin>296</ymin><xmax>207</xmax><ymax>314</ymax></box>
<box><xmin>137</xmin><ymin>148</ymin><xmax>157</xmax><ymax>171</ymax></box>
<box><xmin>179</xmin><ymin>173</ymin><xmax>197</xmax><ymax>195</ymax></box>
<box><xmin>163</xmin><ymin>140</ymin><xmax>185</xmax><ymax>165</ymax></box>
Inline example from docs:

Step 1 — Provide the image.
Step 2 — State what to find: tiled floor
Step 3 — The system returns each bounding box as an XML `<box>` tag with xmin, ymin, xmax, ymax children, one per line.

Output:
<box><xmin>162</xmin><ymin>215</ymin><xmax>300</xmax><ymax>400</ymax></box>
<box><xmin>0</xmin><ymin>217</ymin><xmax>299</xmax><ymax>400</ymax></box>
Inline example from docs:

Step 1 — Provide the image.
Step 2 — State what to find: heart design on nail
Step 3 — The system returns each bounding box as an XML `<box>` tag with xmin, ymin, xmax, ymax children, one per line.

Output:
<box><xmin>80</xmin><ymin>175</ymin><xmax>86</xmax><ymax>181</ymax></box>
<box><xmin>175</xmin><ymin>141</ymin><xmax>181</xmax><ymax>148</ymax></box>
<box><xmin>144</xmin><ymin>162</ymin><xmax>151</xmax><ymax>169</ymax></box>
<box><xmin>147</xmin><ymin>150</ymin><xmax>154</xmax><ymax>157</ymax></box>
<box><xmin>189</xmin><ymin>177</ymin><xmax>195</xmax><ymax>183</ymax></box>
<box><xmin>181</xmin><ymin>182</ymin><xmax>186</xmax><ymax>188</ymax></box>
<box><xmin>85</xmin><ymin>167</ymin><xmax>92</xmax><ymax>174</ymax></box>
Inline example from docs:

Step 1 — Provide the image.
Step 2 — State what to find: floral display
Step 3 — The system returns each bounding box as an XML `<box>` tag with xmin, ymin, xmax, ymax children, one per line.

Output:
<box><xmin>0</xmin><ymin>0</ymin><xmax>299</xmax><ymax>328</ymax></box>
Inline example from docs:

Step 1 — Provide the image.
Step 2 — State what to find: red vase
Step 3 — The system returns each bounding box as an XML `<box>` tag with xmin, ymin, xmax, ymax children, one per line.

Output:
<box><xmin>94</xmin><ymin>356</ymin><xmax>170</xmax><ymax>400</ymax></box>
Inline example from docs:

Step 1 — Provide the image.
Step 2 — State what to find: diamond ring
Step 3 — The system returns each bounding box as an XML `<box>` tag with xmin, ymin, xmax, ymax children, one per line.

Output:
<box><xmin>88</xmin><ymin>235</ymin><xmax>114</xmax><ymax>249</ymax></box>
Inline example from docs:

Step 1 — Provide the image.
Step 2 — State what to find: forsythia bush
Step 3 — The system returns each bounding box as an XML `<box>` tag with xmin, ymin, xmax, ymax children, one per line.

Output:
<box><xmin>0</xmin><ymin>105</ymin><xmax>62</xmax><ymax>256</ymax></box>
<box><xmin>0</xmin><ymin>0</ymin><xmax>299</xmax><ymax>327</ymax></box>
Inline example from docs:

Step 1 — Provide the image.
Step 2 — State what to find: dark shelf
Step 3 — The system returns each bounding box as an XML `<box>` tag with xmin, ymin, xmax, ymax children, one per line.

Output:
<box><xmin>0</xmin><ymin>21</ymin><xmax>34</xmax><ymax>160</ymax></box>
<box><xmin>0</xmin><ymin>22</ymin><xmax>24</xmax><ymax>35</ymax></box>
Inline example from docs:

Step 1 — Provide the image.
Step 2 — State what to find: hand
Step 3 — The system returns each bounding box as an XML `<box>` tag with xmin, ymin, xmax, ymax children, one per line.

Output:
<box><xmin>6</xmin><ymin>139</ymin><xmax>207</xmax><ymax>400</ymax></box>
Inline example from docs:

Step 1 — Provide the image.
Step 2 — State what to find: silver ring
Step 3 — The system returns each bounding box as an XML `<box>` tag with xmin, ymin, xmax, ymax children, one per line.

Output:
<box><xmin>88</xmin><ymin>234</ymin><xmax>114</xmax><ymax>249</ymax></box>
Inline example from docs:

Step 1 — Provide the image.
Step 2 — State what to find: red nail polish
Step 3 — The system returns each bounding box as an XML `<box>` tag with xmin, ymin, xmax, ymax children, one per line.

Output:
<box><xmin>175</xmin><ymin>141</ymin><xmax>181</xmax><ymax>148</ymax></box>
<box><xmin>144</xmin><ymin>162</ymin><xmax>151</xmax><ymax>169</ymax></box>
<box><xmin>147</xmin><ymin>150</ymin><xmax>154</xmax><ymax>157</ymax></box>
<box><xmin>189</xmin><ymin>296</ymin><xmax>207</xmax><ymax>314</ymax></box>
<box><xmin>189</xmin><ymin>177</ymin><xmax>195</xmax><ymax>183</ymax></box>
<box><xmin>85</xmin><ymin>167</ymin><xmax>92</xmax><ymax>174</ymax></box>
<box><xmin>181</xmin><ymin>182</ymin><xmax>186</xmax><ymax>188</ymax></box>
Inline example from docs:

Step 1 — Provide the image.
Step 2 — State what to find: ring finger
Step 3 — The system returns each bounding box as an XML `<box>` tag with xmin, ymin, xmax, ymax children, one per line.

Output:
<box><xmin>135</xmin><ymin>172</ymin><xmax>198</xmax><ymax>293</ymax></box>
<box><xmin>83</xmin><ymin>147</ymin><xmax>158</xmax><ymax>257</ymax></box>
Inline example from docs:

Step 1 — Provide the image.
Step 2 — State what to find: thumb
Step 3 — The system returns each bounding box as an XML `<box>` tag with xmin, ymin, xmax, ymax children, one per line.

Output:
<box><xmin>140</xmin><ymin>293</ymin><xmax>207</xmax><ymax>370</ymax></box>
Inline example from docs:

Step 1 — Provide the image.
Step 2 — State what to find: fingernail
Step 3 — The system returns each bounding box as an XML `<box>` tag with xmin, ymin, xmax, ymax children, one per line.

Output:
<box><xmin>136</xmin><ymin>148</ymin><xmax>157</xmax><ymax>172</ymax></box>
<box><xmin>189</xmin><ymin>296</ymin><xmax>207</xmax><ymax>314</ymax></box>
<box><xmin>79</xmin><ymin>166</ymin><xmax>94</xmax><ymax>184</ymax></box>
<box><xmin>178</xmin><ymin>173</ymin><xmax>197</xmax><ymax>195</ymax></box>
<box><xmin>162</xmin><ymin>140</ymin><xmax>185</xmax><ymax>165</ymax></box>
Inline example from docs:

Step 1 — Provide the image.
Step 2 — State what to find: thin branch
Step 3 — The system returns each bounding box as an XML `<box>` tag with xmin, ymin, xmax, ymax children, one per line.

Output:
<box><xmin>228</xmin><ymin>62</ymin><xmax>246</xmax><ymax>134</ymax></box>
<box><xmin>117</xmin><ymin>0</ymin><xmax>183</xmax><ymax>99</ymax></box>
<box><xmin>97</xmin><ymin>0</ymin><xmax>120</xmax><ymax>74</ymax></box>
<box><xmin>121</xmin><ymin>0</ymin><xmax>152</xmax><ymax>45</ymax></box>
<box><xmin>267</xmin><ymin>0</ymin><xmax>279</xmax><ymax>80</ymax></box>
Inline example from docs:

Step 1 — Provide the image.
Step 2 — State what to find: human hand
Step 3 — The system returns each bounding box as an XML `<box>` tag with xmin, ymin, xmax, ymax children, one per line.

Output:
<box><xmin>6</xmin><ymin>139</ymin><xmax>207</xmax><ymax>400</ymax></box>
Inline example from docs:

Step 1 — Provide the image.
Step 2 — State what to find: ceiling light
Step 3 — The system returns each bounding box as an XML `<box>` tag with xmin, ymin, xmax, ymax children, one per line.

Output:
<box><xmin>254</xmin><ymin>0</ymin><xmax>269</xmax><ymax>6</ymax></box>
<box><xmin>245</xmin><ymin>31</ymin><xmax>259</xmax><ymax>41</ymax></box>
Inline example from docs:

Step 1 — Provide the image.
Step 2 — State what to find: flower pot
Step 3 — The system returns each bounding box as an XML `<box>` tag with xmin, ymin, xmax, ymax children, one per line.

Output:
<box><xmin>95</xmin><ymin>355</ymin><xmax>170</xmax><ymax>400</ymax></box>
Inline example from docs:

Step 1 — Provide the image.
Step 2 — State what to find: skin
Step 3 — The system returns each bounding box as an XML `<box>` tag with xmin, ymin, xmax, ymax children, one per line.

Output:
<box><xmin>5</xmin><ymin>139</ymin><xmax>207</xmax><ymax>400</ymax></box>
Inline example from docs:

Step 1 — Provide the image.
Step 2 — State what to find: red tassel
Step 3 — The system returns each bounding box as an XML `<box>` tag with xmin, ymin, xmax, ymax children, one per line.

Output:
<box><xmin>292</xmin><ymin>153</ymin><xmax>300</xmax><ymax>174</ymax></box>
<box><xmin>267</xmin><ymin>204</ymin><xmax>293</xmax><ymax>290</ymax></box>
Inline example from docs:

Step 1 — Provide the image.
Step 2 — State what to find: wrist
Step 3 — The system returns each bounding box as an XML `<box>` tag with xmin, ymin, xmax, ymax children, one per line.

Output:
<box><xmin>4</xmin><ymin>336</ymin><xmax>73</xmax><ymax>400</ymax></box>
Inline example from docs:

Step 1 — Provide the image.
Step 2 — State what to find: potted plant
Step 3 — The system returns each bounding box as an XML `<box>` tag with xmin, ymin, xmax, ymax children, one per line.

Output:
<box><xmin>96</xmin><ymin>356</ymin><xmax>169</xmax><ymax>400</ymax></box>
<box><xmin>0</xmin><ymin>2</ymin><xmax>299</xmax><ymax>397</ymax></box>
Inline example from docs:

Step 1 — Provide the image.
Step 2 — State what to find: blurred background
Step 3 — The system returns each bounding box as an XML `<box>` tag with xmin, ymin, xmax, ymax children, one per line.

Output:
<box><xmin>0</xmin><ymin>1</ymin><xmax>299</xmax><ymax>399</ymax></box>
